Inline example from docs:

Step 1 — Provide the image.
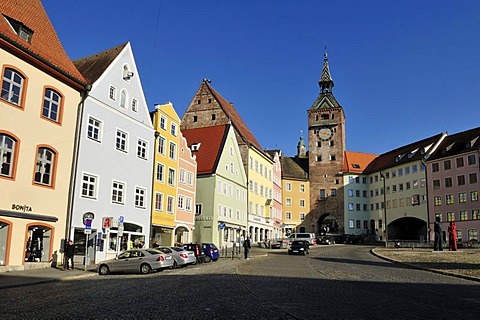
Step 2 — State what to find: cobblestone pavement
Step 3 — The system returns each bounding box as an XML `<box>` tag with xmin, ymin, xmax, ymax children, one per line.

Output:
<box><xmin>1</xmin><ymin>246</ymin><xmax>479</xmax><ymax>319</ymax></box>
<box><xmin>372</xmin><ymin>247</ymin><xmax>480</xmax><ymax>281</ymax></box>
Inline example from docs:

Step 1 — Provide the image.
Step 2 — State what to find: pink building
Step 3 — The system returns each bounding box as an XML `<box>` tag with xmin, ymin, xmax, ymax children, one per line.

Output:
<box><xmin>266</xmin><ymin>150</ymin><xmax>283</xmax><ymax>239</ymax></box>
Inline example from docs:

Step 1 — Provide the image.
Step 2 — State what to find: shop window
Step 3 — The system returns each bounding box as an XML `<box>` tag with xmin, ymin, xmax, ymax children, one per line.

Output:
<box><xmin>25</xmin><ymin>225</ymin><xmax>51</xmax><ymax>262</ymax></box>
<box><xmin>0</xmin><ymin>221</ymin><xmax>10</xmax><ymax>265</ymax></box>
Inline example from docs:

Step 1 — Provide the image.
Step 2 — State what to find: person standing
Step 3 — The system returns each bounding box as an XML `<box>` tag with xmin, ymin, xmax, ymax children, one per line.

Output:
<box><xmin>64</xmin><ymin>240</ymin><xmax>75</xmax><ymax>270</ymax></box>
<box><xmin>448</xmin><ymin>221</ymin><xmax>458</xmax><ymax>251</ymax></box>
<box><xmin>243</xmin><ymin>236</ymin><xmax>251</xmax><ymax>259</ymax></box>
<box><xmin>434</xmin><ymin>217</ymin><xmax>443</xmax><ymax>251</ymax></box>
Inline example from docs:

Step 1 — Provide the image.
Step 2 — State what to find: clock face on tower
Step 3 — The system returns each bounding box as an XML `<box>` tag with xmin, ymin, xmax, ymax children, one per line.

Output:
<box><xmin>318</xmin><ymin>128</ymin><xmax>332</xmax><ymax>141</ymax></box>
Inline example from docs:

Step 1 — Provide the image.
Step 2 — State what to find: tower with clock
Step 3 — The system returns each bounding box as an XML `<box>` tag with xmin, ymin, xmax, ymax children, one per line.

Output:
<box><xmin>307</xmin><ymin>50</ymin><xmax>346</xmax><ymax>234</ymax></box>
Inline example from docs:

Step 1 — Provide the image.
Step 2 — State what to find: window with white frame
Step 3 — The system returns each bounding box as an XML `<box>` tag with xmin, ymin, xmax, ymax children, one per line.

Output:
<box><xmin>349</xmin><ymin>219</ymin><xmax>354</xmax><ymax>229</ymax></box>
<box><xmin>286</xmin><ymin>183</ymin><xmax>292</xmax><ymax>191</ymax></box>
<box><xmin>187</xmin><ymin>172</ymin><xmax>193</xmax><ymax>186</ymax></box>
<box><xmin>158</xmin><ymin>136</ymin><xmax>166</xmax><ymax>155</ymax></box>
<box><xmin>168</xmin><ymin>168</ymin><xmax>175</xmax><ymax>186</ymax></box>
<box><xmin>1</xmin><ymin>68</ymin><xmax>24</xmax><ymax>106</ymax></box>
<box><xmin>286</xmin><ymin>212</ymin><xmax>292</xmax><ymax>219</ymax></box>
<box><xmin>167</xmin><ymin>195</ymin><xmax>175</xmax><ymax>213</ymax></box>
<box><xmin>109</xmin><ymin>85</ymin><xmax>116</xmax><ymax>101</ymax></box>
<box><xmin>169</xmin><ymin>142</ymin><xmax>177</xmax><ymax>160</ymax></box>
<box><xmin>185</xmin><ymin>197</ymin><xmax>192</xmax><ymax>212</ymax></box>
<box><xmin>115</xmin><ymin>129</ymin><xmax>128</xmax><ymax>152</ymax></box>
<box><xmin>299</xmin><ymin>199</ymin><xmax>305</xmax><ymax>207</ymax></box>
<box><xmin>87</xmin><ymin>116</ymin><xmax>102</xmax><ymax>142</ymax></box>
<box><xmin>171</xmin><ymin>123</ymin><xmax>177</xmax><ymax>136</ymax></box>
<box><xmin>34</xmin><ymin>147</ymin><xmax>55</xmax><ymax>186</ymax></box>
<box><xmin>81</xmin><ymin>173</ymin><xmax>97</xmax><ymax>199</ymax></box>
<box><xmin>160</xmin><ymin>115</ymin><xmax>166</xmax><ymax>130</ymax></box>
<box><xmin>179</xmin><ymin>169</ymin><xmax>186</xmax><ymax>184</ymax></box>
<box><xmin>131</xmin><ymin>98</ymin><xmax>138</xmax><ymax>112</ymax></box>
<box><xmin>112</xmin><ymin>181</ymin><xmax>125</xmax><ymax>204</ymax></box>
<box><xmin>300</xmin><ymin>184</ymin><xmax>305</xmax><ymax>192</ymax></box>
<box><xmin>42</xmin><ymin>88</ymin><xmax>62</xmax><ymax>122</ymax></box>
<box><xmin>154</xmin><ymin>192</ymin><xmax>163</xmax><ymax>211</ymax></box>
<box><xmin>135</xmin><ymin>187</ymin><xmax>146</xmax><ymax>208</ymax></box>
<box><xmin>195</xmin><ymin>203</ymin><xmax>202</xmax><ymax>215</ymax></box>
<box><xmin>178</xmin><ymin>195</ymin><xmax>185</xmax><ymax>209</ymax></box>
<box><xmin>156</xmin><ymin>163</ymin><xmax>164</xmax><ymax>182</ymax></box>
<box><xmin>300</xmin><ymin>213</ymin><xmax>305</xmax><ymax>221</ymax></box>
<box><xmin>286</xmin><ymin>198</ymin><xmax>292</xmax><ymax>206</ymax></box>
<box><xmin>0</xmin><ymin>133</ymin><xmax>16</xmax><ymax>178</ymax></box>
<box><xmin>137</xmin><ymin>139</ymin><xmax>148</xmax><ymax>160</ymax></box>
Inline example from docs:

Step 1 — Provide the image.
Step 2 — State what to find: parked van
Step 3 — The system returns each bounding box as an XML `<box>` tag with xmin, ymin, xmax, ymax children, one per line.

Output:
<box><xmin>288</xmin><ymin>233</ymin><xmax>315</xmax><ymax>245</ymax></box>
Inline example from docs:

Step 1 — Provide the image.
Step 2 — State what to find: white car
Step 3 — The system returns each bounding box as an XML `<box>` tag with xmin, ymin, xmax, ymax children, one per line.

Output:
<box><xmin>98</xmin><ymin>249</ymin><xmax>174</xmax><ymax>275</ymax></box>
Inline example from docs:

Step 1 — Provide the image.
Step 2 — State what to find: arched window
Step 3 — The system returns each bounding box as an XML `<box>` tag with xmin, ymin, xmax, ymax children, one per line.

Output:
<box><xmin>120</xmin><ymin>90</ymin><xmax>127</xmax><ymax>108</ymax></box>
<box><xmin>0</xmin><ymin>133</ymin><xmax>17</xmax><ymax>178</ymax></box>
<box><xmin>34</xmin><ymin>147</ymin><xmax>56</xmax><ymax>186</ymax></box>
<box><xmin>1</xmin><ymin>67</ymin><xmax>25</xmax><ymax>106</ymax></box>
<box><xmin>42</xmin><ymin>88</ymin><xmax>62</xmax><ymax>122</ymax></box>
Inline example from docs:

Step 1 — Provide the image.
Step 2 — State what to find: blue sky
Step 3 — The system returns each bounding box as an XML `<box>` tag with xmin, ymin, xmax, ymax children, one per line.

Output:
<box><xmin>43</xmin><ymin>0</ymin><xmax>480</xmax><ymax>157</ymax></box>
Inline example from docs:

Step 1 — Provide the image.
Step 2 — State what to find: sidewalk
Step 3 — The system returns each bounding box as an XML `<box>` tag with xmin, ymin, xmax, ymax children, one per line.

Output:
<box><xmin>0</xmin><ymin>266</ymin><xmax>97</xmax><ymax>290</ymax></box>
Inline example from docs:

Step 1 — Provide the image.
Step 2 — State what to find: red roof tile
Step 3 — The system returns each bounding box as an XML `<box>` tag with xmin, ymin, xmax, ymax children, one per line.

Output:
<box><xmin>182</xmin><ymin>125</ymin><xmax>229</xmax><ymax>175</ymax></box>
<box><xmin>343</xmin><ymin>151</ymin><xmax>378</xmax><ymax>173</ymax></box>
<box><xmin>0</xmin><ymin>0</ymin><xmax>85</xmax><ymax>84</ymax></box>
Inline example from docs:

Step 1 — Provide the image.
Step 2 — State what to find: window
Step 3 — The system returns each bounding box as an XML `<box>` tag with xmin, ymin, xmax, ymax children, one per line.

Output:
<box><xmin>1</xmin><ymin>68</ymin><xmax>25</xmax><ymax>106</ymax></box>
<box><xmin>42</xmin><ymin>88</ymin><xmax>62</xmax><ymax>122</ymax></box>
<box><xmin>195</xmin><ymin>204</ymin><xmax>202</xmax><ymax>215</ymax></box>
<box><xmin>168</xmin><ymin>168</ymin><xmax>175</xmax><ymax>186</ymax></box>
<box><xmin>459</xmin><ymin>192</ymin><xmax>467</xmax><ymax>203</ymax></box>
<box><xmin>446</xmin><ymin>194</ymin><xmax>454</xmax><ymax>205</ymax></box>
<box><xmin>160</xmin><ymin>116</ymin><xmax>166</xmax><ymax>130</ymax></box>
<box><xmin>320</xmin><ymin>189</ymin><xmax>326</xmax><ymax>199</ymax></box>
<box><xmin>300</xmin><ymin>213</ymin><xmax>305</xmax><ymax>221</ymax></box>
<box><xmin>300</xmin><ymin>184</ymin><xmax>305</xmax><ymax>192</ymax></box>
<box><xmin>286</xmin><ymin>212</ymin><xmax>292</xmax><ymax>220</ymax></box>
<box><xmin>330</xmin><ymin>154</ymin><xmax>336</xmax><ymax>161</ymax></box>
<box><xmin>137</xmin><ymin>139</ymin><xmax>148</xmax><ymax>160</ymax></box>
<box><xmin>348</xmin><ymin>203</ymin><xmax>354</xmax><ymax>211</ymax></box>
<box><xmin>158</xmin><ymin>136</ymin><xmax>166</xmax><ymax>155</ymax></box>
<box><xmin>405</xmin><ymin>166</ymin><xmax>410</xmax><ymax>175</ymax></box>
<box><xmin>349</xmin><ymin>220</ymin><xmax>354</xmax><ymax>229</ymax></box>
<box><xmin>179</xmin><ymin>169</ymin><xmax>186</xmax><ymax>184</ymax></box>
<box><xmin>178</xmin><ymin>195</ymin><xmax>185</xmax><ymax>209</ymax></box>
<box><xmin>34</xmin><ymin>147</ymin><xmax>55</xmax><ymax>186</ymax></box>
<box><xmin>285</xmin><ymin>183</ymin><xmax>292</xmax><ymax>191</ymax></box>
<box><xmin>443</xmin><ymin>160</ymin><xmax>451</xmax><ymax>170</ymax></box>
<box><xmin>472</xmin><ymin>209</ymin><xmax>480</xmax><ymax>220</ymax></box>
<box><xmin>299</xmin><ymin>199</ymin><xmax>305</xmax><ymax>207</ymax></box>
<box><xmin>348</xmin><ymin>189</ymin><xmax>354</xmax><ymax>197</ymax></box>
<box><xmin>457</xmin><ymin>175</ymin><xmax>466</xmax><ymax>186</ymax></box>
<box><xmin>356</xmin><ymin>220</ymin><xmax>361</xmax><ymax>229</ymax></box>
<box><xmin>445</xmin><ymin>177</ymin><xmax>452</xmax><ymax>188</ymax></box>
<box><xmin>471</xmin><ymin>191</ymin><xmax>478</xmax><ymax>202</ymax></box>
<box><xmin>467</xmin><ymin>229</ymin><xmax>478</xmax><ymax>241</ymax></box>
<box><xmin>135</xmin><ymin>187</ymin><xmax>146</xmax><ymax>208</ymax></box>
<box><xmin>469</xmin><ymin>173</ymin><xmax>478</xmax><ymax>184</ymax></box>
<box><xmin>116</xmin><ymin>129</ymin><xmax>128</xmax><ymax>152</ymax></box>
<box><xmin>398</xmin><ymin>168</ymin><xmax>403</xmax><ymax>176</ymax></box>
<box><xmin>154</xmin><ymin>192</ymin><xmax>163</xmax><ymax>211</ymax></box>
<box><xmin>112</xmin><ymin>181</ymin><xmax>125</xmax><ymax>204</ymax></box>
<box><xmin>81</xmin><ymin>173</ymin><xmax>97</xmax><ymax>199</ymax></box>
<box><xmin>171</xmin><ymin>123</ymin><xmax>177</xmax><ymax>136</ymax></box>
<box><xmin>433</xmin><ymin>180</ymin><xmax>440</xmax><ymax>189</ymax></box>
<box><xmin>460</xmin><ymin>211</ymin><xmax>468</xmax><ymax>221</ymax></box>
<box><xmin>4</xmin><ymin>16</ymin><xmax>33</xmax><ymax>42</ymax></box>
<box><xmin>467</xmin><ymin>154</ymin><xmax>476</xmax><ymax>166</ymax></box>
<box><xmin>169</xmin><ymin>142</ymin><xmax>177</xmax><ymax>160</ymax></box>
<box><xmin>286</xmin><ymin>198</ymin><xmax>292</xmax><ymax>207</ymax></box>
<box><xmin>0</xmin><ymin>133</ymin><xmax>16</xmax><ymax>178</ymax></box>
<box><xmin>434</xmin><ymin>196</ymin><xmax>441</xmax><ymax>206</ymax></box>
<box><xmin>87</xmin><ymin>117</ymin><xmax>102</xmax><ymax>142</ymax></box>
<box><xmin>109</xmin><ymin>86</ymin><xmax>116</xmax><ymax>100</ymax></box>
<box><xmin>185</xmin><ymin>197</ymin><xmax>192</xmax><ymax>212</ymax></box>
<box><xmin>331</xmin><ymin>189</ymin><xmax>337</xmax><ymax>196</ymax></box>
<box><xmin>187</xmin><ymin>172</ymin><xmax>193</xmax><ymax>186</ymax></box>
<box><xmin>456</xmin><ymin>157</ymin><xmax>464</xmax><ymax>168</ymax></box>
<box><xmin>131</xmin><ymin>98</ymin><xmax>138</xmax><ymax>112</ymax></box>
<box><xmin>156</xmin><ymin>163</ymin><xmax>164</xmax><ymax>182</ymax></box>
<box><xmin>435</xmin><ymin>213</ymin><xmax>442</xmax><ymax>222</ymax></box>
<box><xmin>120</xmin><ymin>90</ymin><xmax>127</xmax><ymax>108</ymax></box>
<box><xmin>412</xmin><ymin>164</ymin><xmax>418</xmax><ymax>173</ymax></box>
<box><xmin>167</xmin><ymin>196</ymin><xmax>175</xmax><ymax>213</ymax></box>
<box><xmin>356</xmin><ymin>203</ymin><xmax>361</xmax><ymax>211</ymax></box>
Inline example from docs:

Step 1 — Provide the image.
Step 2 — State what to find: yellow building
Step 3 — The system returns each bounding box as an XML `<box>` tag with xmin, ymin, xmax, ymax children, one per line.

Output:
<box><xmin>150</xmin><ymin>103</ymin><xmax>181</xmax><ymax>246</ymax></box>
<box><xmin>0</xmin><ymin>1</ymin><xmax>86</xmax><ymax>270</ymax></box>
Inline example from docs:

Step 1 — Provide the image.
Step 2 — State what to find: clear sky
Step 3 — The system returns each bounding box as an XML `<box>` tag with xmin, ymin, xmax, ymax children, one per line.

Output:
<box><xmin>43</xmin><ymin>0</ymin><xmax>480</xmax><ymax>157</ymax></box>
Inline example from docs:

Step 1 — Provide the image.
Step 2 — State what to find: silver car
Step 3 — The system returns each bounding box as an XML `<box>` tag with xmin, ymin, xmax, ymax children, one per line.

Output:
<box><xmin>98</xmin><ymin>249</ymin><xmax>174</xmax><ymax>275</ymax></box>
<box><xmin>156</xmin><ymin>246</ymin><xmax>197</xmax><ymax>268</ymax></box>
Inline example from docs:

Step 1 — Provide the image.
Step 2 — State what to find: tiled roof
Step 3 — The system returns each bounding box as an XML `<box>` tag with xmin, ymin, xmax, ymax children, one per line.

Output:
<box><xmin>343</xmin><ymin>151</ymin><xmax>378</xmax><ymax>174</ymax></box>
<box><xmin>182</xmin><ymin>125</ymin><xmax>229</xmax><ymax>175</ymax></box>
<box><xmin>0</xmin><ymin>0</ymin><xmax>85</xmax><ymax>84</ymax></box>
<box><xmin>365</xmin><ymin>133</ymin><xmax>445</xmax><ymax>174</ymax></box>
<box><xmin>428</xmin><ymin>126</ymin><xmax>480</xmax><ymax>160</ymax></box>
<box><xmin>73</xmin><ymin>42</ymin><xmax>128</xmax><ymax>84</ymax></box>
<box><xmin>280</xmin><ymin>156</ymin><xmax>309</xmax><ymax>180</ymax></box>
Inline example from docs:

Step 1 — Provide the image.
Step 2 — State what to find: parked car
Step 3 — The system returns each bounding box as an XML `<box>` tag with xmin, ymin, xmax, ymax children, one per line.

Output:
<box><xmin>155</xmin><ymin>246</ymin><xmax>197</xmax><ymax>268</ymax></box>
<box><xmin>183</xmin><ymin>243</ymin><xmax>208</xmax><ymax>263</ymax></box>
<box><xmin>202</xmin><ymin>243</ymin><xmax>219</xmax><ymax>262</ymax></box>
<box><xmin>287</xmin><ymin>233</ymin><xmax>315</xmax><ymax>245</ymax></box>
<box><xmin>316</xmin><ymin>236</ymin><xmax>334</xmax><ymax>245</ymax></box>
<box><xmin>271</xmin><ymin>240</ymin><xmax>284</xmax><ymax>249</ymax></box>
<box><xmin>98</xmin><ymin>249</ymin><xmax>174</xmax><ymax>275</ymax></box>
<box><xmin>288</xmin><ymin>240</ymin><xmax>310</xmax><ymax>255</ymax></box>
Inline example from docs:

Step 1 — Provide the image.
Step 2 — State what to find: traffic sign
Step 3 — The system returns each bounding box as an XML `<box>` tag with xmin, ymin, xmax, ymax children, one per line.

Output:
<box><xmin>85</xmin><ymin>218</ymin><xmax>92</xmax><ymax>230</ymax></box>
<box><xmin>119</xmin><ymin>215</ymin><xmax>124</xmax><ymax>224</ymax></box>
<box><xmin>84</xmin><ymin>229</ymin><xmax>91</xmax><ymax>235</ymax></box>
<box><xmin>102</xmin><ymin>217</ymin><xmax>112</xmax><ymax>229</ymax></box>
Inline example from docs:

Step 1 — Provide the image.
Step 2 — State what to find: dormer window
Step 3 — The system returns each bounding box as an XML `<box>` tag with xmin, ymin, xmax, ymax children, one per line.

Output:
<box><xmin>190</xmin><ymin>143</ymin><xmax>201</xmax><ymax>152</ymax></box>
<box><xmin>4</xmin><ymin>15</ymin><xmax>33</xmax><ymax>43</ymax></box>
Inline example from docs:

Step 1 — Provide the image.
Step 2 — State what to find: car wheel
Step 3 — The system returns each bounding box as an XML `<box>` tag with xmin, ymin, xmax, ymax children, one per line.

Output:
<box><xmin>98</xmin><ymin>264</ymin><xmax>110</xmax><ymax>275</ymax></box>
<box><xmin>212</xmin><ymin>258</ymin><xmax>218</xmax><ymax>262</ymax></box>
<box><xmin>205</xmin><ymin>256</ymin><xmax>212</xmax><ymax>263</ymax></box>
<box><xmin>171</xmin><ymin>260</ymin><xmax>178</xmax><ymax>269</ymax></box>
<box><xmin>140</xmin><ymin>263</ymin><xmax>152</xmax><ymax>274</ymax></box>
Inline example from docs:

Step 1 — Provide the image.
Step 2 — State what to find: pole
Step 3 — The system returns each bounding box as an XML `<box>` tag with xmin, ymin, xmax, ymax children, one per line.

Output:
<box><xmin>381</xmin><ymin>171</ymin><xmax>388</xmax><ymax>248</ymax></box>
<box><xmin>84</xmin><ymin>232</ymin><xmax>88</xmax><ymax>271</ymax></box>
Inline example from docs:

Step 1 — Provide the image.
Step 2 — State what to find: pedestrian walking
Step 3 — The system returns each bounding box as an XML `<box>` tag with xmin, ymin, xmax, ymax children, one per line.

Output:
<box><xmin>448</xmin><ymin>221</ymin><xmax>457</xmax><ymax>251</ymax></box>
<box><xmin>64</xmin><ymin>240</ymin><xmax>75</xmax><ymax>270</ymax></box>
<box><xmin>434</xmin><ymin>217</ymin><xmax>443</xmax><ymax>251</ymax></box>
<box><xmin>243</xmin><ymin>236</ymin><xmax>251</xmax><ymax>259</ymax></box>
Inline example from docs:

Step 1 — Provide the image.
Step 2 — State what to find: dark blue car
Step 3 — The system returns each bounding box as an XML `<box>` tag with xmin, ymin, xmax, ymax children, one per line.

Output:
<box><xmin>202</xmin><ymin>243</ymin><xmax>219</xmax><ymax>262</ymax></box>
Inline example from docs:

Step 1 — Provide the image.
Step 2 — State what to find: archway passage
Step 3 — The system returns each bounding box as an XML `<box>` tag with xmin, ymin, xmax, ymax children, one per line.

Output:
<box><xmin>388</xmin><ymin>217</ymin><xmax>427</xmax><ymax>241</ymax></box>
<box><xmin>317</xmin><ymin>213</ymin><xmax>340</xmax><ymax>236</ymax></box>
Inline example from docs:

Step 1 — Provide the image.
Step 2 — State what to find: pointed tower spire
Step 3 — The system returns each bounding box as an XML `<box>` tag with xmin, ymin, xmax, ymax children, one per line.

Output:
<box><xmin>318</xmin><ymin>46</ymin><xmax>334</xmax><ymax>93</ymax></box>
